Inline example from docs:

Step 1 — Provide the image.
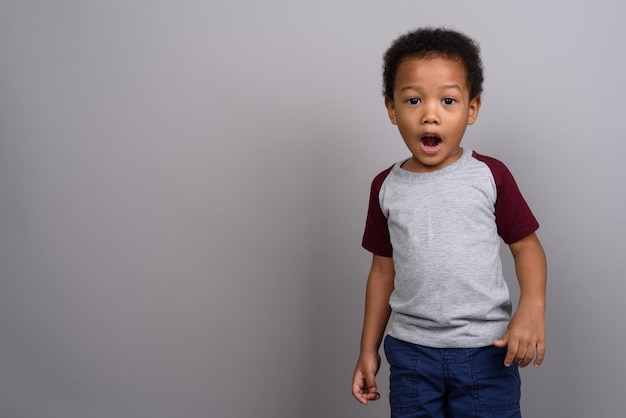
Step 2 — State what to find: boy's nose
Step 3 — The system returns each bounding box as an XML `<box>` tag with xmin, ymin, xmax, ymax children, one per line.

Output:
<box><xmin>421</xmin><ymin>111</ymin><xmax>440</xmax><ymax>125</ymax></box>
<box><xmin>421</xmin><ymin>102</ymin><xmax>440</xmax><ymax>124</ymax></box>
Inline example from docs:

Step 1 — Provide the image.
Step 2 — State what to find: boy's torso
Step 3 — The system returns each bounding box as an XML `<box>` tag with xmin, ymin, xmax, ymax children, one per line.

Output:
<box><xmin>363</xmin><ymin>149</ymin><xmax>538</xmax><ymax>348</ymax></box>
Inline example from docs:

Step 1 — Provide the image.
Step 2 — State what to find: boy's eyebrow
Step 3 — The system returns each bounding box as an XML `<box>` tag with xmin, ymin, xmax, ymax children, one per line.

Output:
<box><xmin>399</xmin><ymin>85</ymin><xmax>420</xmax><ymax>92</ymax></box>
<box><xmin>441</xmin><ymin>84</ymin><xmax>463</xmax><ymax>91</ymax></box>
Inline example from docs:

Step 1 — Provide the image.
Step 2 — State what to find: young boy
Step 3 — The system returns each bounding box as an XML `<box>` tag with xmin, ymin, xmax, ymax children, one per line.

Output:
<box><xmin>351</xmin><ymin>28</ymin><xmax>547</xmax><ymax>417</ymax></box>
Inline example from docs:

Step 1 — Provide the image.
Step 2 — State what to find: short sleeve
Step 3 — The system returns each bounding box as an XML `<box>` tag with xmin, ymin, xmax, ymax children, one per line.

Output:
<box><xmin>473</xmin><ymin>152</ymin><xmax>540</xmax><ymax>244</ymax></box>
<box><xmin>362</xmin><ymin>166</ymin><xmax>394</xmax><ymax>257</ymax></box>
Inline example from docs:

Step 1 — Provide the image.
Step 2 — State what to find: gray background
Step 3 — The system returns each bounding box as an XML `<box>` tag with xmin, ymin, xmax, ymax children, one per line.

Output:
<box><xmin>1</xmin><ymin>1</ymin><xmax>624</xmax><ymax>417</ymax></box>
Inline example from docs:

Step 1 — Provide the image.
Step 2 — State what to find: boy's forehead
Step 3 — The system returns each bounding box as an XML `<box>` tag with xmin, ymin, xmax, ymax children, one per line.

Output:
<box><xmin>396</xmin><ymin>56</ymin><xmax>468</xmax><ymax>82</ymax></box>
<box><xmin>396</xmin><ymin>55</ymin><xmax>467</xmax><ymax>78</ymax></box>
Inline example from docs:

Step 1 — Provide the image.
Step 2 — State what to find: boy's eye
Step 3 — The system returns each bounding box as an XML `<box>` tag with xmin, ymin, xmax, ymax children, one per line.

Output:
<box><xmin>443</xmin><ymin>98</ymin><xmax>456</xmax><ymax>105</ymax></box>
<box><xmin>407</xmin><ymin>98</ymin><xmax>420</xmax><ymax>105</ymax></box>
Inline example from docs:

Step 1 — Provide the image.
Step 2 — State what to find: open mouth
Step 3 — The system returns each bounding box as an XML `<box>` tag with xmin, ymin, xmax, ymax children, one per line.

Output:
<box><xmin>420</xmin><ymin>133</ymin><xmax>442</xmax><ymax>154</ymax></box>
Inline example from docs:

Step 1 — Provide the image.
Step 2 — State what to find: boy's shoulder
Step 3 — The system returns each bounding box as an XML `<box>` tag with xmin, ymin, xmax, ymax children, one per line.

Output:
<box><xmin>471</xmin><ymin>151</ymin><xmax>516</xmax><ymax>181</ymax></box>
<box><xmin>472</xmin><ymin>150</ymin><xmax>505</xmax><ymax>167</ymax></box>
<box><xmin>370</xmin><ymin>163</ymin><xmax>395</xmax><ymax>189</ymax></box>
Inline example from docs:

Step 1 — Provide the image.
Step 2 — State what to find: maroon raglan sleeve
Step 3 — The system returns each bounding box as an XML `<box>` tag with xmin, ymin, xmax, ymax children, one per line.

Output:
<box><xmin>362</xmin><ymin>166</ymin><xmax>394</xmax><ymax>257</ymax></box>
<box><xmin>473</xmin><ymin>152</ymin><xmax>540</xmax><ymax>244</ymax></box>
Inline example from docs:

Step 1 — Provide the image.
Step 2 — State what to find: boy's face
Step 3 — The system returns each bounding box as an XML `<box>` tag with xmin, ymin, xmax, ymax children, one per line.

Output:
<box><xmin>385</xmin><ymin>56</ymin><xmax>481</xmax><ymax>173</ymax></box>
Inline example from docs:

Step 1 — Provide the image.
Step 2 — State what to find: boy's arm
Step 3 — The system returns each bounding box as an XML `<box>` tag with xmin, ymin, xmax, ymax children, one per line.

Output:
<box><xmin>494</xmin><ymin>232</ymin><xmax>547</xmax><ymax>368</ymax></box>
<box><xmin>352</xmin><ymin>254</ymin><xmax>395</xmax><ymax>405</ymax></box>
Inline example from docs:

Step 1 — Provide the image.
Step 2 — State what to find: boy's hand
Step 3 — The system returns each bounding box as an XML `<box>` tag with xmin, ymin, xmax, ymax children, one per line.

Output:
<box><xmin>494</xmin><ymin>305</ymin><xmax>546</xmax><ymax>368</ymax></box>
<box><xmin>352</xmin><ymin>352</ymin><xmax>381</xmax><ymax>404</ymax></box>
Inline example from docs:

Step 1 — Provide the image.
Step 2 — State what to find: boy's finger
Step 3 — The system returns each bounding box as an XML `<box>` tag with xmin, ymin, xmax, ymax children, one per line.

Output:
<box><xmin>504</xmin><ymin>341</ymin><xmax>519</xmax><ymax>367</ymax></box>
<box><xmin>352</xmin><ymin>371</ymin><xmax>370</xmax><ymax>403</ymax></box>
<box><xmin>534</xmin><ymin>341</ymin><xmax>546</xmax><ymax>367</ymax></box>
<box><xmin>365</xmin><ymin>384</ymin><xmax>381</xmax><ymax>401</ymax></box>
<box><xmin>519</xmin><ymin>343</ymin><xmax>534</xmax><ymax>367</ymax></box>
<box><xmin>364</xmin><ymin>373</ymin><xmax>377</xmax><ymax>394</ymax></box>
<box><xmin>493</xmin><ymin>331</ymin><xmax>510</xmax><ymax>347</ymax></box>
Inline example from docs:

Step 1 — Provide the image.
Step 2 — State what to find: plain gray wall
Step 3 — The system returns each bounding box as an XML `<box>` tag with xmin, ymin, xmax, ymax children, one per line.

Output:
<box><xmin>1</xmin><ymin>1</ymin><xmax>625</xmax><ymax>417</ymax></box>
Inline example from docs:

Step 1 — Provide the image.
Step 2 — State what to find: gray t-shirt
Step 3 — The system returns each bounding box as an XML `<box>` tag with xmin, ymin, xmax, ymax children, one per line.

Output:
<box><xmin>362</xmin><ymin>150</ymin><xmax>539</xmax><ymax>348</ymax></box>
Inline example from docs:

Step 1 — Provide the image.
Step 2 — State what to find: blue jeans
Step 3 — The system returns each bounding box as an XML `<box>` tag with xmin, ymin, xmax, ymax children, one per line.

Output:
<box><xmin>384</xmin><ymin>335</ymin><xmax>521</xmax><ymax>418</ymax></box>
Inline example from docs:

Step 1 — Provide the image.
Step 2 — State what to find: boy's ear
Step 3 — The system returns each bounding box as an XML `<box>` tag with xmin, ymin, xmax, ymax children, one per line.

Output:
<box><xmin>467</xmin><ymin>96</ymin><xmax>482</xmax><ymax>125</ymax></box>
<box><xmin>384</xmin><ymin>97</ymin><xmax>397</xmax><ymax>125</ymax></box>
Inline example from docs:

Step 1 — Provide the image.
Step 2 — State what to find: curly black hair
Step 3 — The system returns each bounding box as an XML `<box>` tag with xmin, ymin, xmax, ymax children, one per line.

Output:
<box><xmin>382</xmin><ymin>27</ymin><xmax>484</xmax><ymax>100</ymax></box>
